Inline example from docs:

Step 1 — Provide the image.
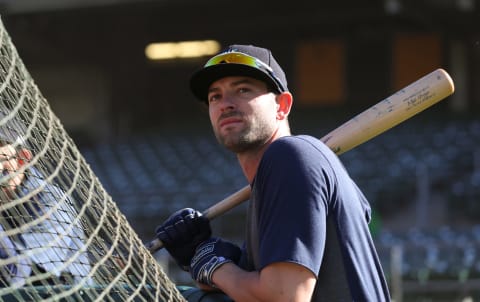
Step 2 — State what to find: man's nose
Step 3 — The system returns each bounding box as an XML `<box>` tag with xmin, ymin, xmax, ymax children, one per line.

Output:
<box><xmin>219</xmin><ymin>94</ymin><xmax>236</xmax><ymax>111</ymax></box>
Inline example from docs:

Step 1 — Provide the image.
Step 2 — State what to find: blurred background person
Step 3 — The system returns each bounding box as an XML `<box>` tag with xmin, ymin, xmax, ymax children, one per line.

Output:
<box><xmin>0</xmin><ymin>110</ymin><xmax>92</xmax><ymax>287</ymax></box>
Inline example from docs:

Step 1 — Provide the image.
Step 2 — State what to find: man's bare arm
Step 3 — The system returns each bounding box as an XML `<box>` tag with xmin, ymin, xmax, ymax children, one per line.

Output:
<box><xmin>212</xmin><ymin>261</ymin><xmax>316</xmax><ymax>302</ymax></box>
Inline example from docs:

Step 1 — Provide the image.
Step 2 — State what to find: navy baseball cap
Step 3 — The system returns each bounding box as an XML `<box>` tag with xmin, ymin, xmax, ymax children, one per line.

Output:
<box><xmin>190</xmin><ymin>44</ymin><xmax>289</xmax><ymax>103</ymax></box>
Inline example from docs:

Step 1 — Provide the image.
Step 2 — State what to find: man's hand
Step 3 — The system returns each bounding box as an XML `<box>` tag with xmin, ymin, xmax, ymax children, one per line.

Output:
<box><xmin>190</xmin><ymin>237</ymin><xmax>241</xmax><ymax>287</ymax></box>
<box><xmin>155</xmin><ymin>208</ymin><xmax>211</xmax><ymax>270</ymax></box>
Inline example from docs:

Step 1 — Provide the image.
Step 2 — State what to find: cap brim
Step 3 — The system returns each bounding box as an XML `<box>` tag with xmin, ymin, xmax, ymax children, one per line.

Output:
<box><xmin>189</xmin><ymin>64</ymin><xmax>279</xmax><ymax>103</ymax></box>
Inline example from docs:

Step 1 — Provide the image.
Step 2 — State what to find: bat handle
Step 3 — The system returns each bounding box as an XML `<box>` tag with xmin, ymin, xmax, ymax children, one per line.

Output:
<box><xmin>146</xmin><ymin>185</ymin><xmax>251</xmax><ymax>254</ymax></box>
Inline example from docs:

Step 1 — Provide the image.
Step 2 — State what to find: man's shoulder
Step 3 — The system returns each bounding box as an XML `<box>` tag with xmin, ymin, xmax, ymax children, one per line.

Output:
<box><xmin>268</xmin><ymin>135</ymin><xmax>330</xmax><ymax>156</ymax></box>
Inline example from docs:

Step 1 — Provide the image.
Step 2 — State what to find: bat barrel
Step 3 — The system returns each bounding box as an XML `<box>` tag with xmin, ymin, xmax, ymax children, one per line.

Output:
<box><xmin>321</xmin><ymin>68</ymin><xmax>455</xmax><ymax>155</ymax></box>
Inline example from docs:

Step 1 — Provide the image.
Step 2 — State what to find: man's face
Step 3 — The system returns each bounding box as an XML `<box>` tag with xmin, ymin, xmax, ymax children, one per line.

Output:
<box><xmin>207</xmin><ymin>76</ymin><xmax>279</xmax><ymax>153</ymax></box>
<box><xmin>0</xmin><ymin>143</ymin><xmax>28</xmax><ymax>198</ymax></box>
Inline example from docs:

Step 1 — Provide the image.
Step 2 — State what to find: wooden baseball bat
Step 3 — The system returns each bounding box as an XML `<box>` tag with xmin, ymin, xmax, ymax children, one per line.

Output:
<box><xmin>147</xmin><ymin>68</ymin><xmax>454</xmax><ymax>253</ymax></box>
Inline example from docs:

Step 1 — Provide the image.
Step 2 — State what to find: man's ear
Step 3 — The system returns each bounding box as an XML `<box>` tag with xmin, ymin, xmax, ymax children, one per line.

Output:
<box><xmin>17</xmin><ymin>148</ymin><xmax>32</xmax><ymax>166</ymax></box>
<box><xmin>276</xmin><ymin>92</ymin><xmax>293</xmax><ymax>121</ymax></box>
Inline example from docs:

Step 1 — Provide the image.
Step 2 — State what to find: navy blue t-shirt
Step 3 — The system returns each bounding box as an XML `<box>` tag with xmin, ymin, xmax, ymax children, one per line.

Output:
<box><xmin>242</xmin><ymin>135</ymin><xmax>390</xmax><ymax>301</ymax></box>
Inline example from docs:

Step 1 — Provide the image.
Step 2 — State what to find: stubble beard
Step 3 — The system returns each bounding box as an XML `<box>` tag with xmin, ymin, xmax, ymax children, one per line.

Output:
<box><xmin>214</xmin><ymin>116</ymin><xmax>274</xmax><ymax>154</ymax></box>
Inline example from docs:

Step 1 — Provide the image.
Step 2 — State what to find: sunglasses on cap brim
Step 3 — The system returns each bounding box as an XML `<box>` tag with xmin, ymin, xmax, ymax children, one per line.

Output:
<box><xmin>204</xmin><ymin>52</ymin><xmax>286</xmax><ymax>92</ymax></box>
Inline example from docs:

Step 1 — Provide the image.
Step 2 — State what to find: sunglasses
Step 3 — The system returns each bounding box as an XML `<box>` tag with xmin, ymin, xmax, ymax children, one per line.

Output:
<box><xmin>204</xmin><ymin>52</ymin><xmax>286</xmax><ymax>92</ymax></box>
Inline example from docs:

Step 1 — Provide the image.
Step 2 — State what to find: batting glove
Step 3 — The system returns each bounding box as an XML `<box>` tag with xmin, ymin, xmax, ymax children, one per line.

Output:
<box><xmin>155</xmin><ymin>208</ymin><xmax>211</xmax><ymax>271</ymax></box>
<box><xmin>190</xmin><ymin>237</ymin><xmax>241</xmax><ymax>287</ymax></box>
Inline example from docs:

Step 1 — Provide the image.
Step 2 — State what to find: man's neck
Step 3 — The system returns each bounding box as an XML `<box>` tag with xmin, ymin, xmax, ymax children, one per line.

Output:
<box><xmin>237</xmin><ymin>148</ymin><xmax>265</xmax><ymax>184</ymax></box>
<box><xmin>237</xmin><ymin>128</ymin><xmax>291</xmax><ymax>183</ymax></box>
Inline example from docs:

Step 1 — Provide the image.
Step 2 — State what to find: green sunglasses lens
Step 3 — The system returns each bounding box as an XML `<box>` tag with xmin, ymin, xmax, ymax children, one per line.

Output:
<box><xmin>203</xmin><ymin>52</ymin><xmax>285</xmax><ymax>92</ymax></box>
<box><xmin>205</xmin><ymin>53</ymin><xmax>259</xmax><ymax>68</ymax></box>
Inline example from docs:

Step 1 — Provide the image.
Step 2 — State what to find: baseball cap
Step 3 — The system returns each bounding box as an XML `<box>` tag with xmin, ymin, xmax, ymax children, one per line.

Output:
<box><xmin>190</xmin><ymin>44</ymin><xmax>289</xmax><ymax>103</ymax></box>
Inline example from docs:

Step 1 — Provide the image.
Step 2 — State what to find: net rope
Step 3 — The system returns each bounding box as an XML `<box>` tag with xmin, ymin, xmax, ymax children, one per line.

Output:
<box><xmin>0</xmin><ymin>17</ymin><xmax>185</xmax><ymax>301</ymax></box>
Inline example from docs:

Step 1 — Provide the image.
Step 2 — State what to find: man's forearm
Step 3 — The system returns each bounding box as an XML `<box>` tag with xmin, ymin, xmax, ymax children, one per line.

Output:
<box><xmin>212</xmin><ymin>262</ymin><xmax>265</xmax><ymax>302</ymax></box>
<box><xmin>212</xmin><ymin>262</ymin><xmax>316</xmax><ymax>302</ymax></box>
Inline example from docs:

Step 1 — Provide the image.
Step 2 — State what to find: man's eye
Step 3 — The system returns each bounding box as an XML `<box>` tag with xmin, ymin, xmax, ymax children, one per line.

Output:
<box><xmin>208</xmin><ymin>94</ymin><xmax>220</xmax><ymax>103</ymax></box>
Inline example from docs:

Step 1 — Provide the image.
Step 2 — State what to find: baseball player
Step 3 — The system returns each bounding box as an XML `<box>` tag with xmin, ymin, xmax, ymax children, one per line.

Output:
<box><xmin>0</xmin><ymin>112</ymin><xmax>93</xmax><ymax>287</ymax></box>
<box><xmin>156</xmin><ymin>45</ymin><xmax>390</xmax><ymax>301</ymax></box>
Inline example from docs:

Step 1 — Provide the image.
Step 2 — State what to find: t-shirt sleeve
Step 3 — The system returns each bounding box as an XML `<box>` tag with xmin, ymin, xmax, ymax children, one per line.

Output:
<box><xmin>254</xmin><ymin>137</ymin><xmax>333</xmax><ymax>276</ymax></box>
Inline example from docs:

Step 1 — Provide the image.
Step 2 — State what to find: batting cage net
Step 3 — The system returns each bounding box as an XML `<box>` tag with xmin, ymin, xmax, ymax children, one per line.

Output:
<box><xmin>0</xmin><ymin>17</ymin><xmax>186</xmax><ymax>301</ymax></box>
